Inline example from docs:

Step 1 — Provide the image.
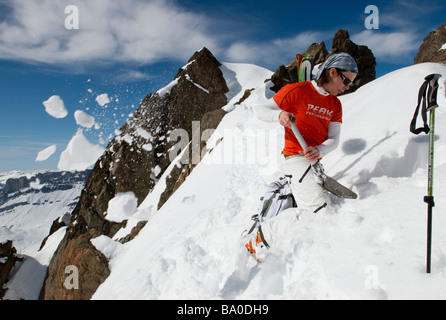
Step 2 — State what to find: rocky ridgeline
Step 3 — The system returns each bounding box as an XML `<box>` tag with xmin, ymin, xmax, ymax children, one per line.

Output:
<box><xmin>40</xmin><ymin>47</ymin><xmax>229</xmax><ymax>300</ymax></box>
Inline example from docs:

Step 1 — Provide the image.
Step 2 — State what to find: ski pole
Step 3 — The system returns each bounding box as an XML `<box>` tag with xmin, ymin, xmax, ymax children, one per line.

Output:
<box><xmin>410</xmin><ymin>73</ymin><xmax>442</xmax><ymax>273</ymax></box>
<box><xmin>425</xmin><ymin>106</ymin><xmax>435</xmax><ymax>273</ymax></box>
<box><xmin>424</xmin><ymin>74</ymin><xmax>441</xmax><ymax>273</ymax></box>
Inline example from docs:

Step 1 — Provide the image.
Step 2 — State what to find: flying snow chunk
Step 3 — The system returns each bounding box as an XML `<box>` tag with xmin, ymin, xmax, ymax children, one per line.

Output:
<box><xmin>96</xmin><ymin>93</ymin><xmax>110</xmax><ymax>106</ymax></box>
<box><xmin>58</xmin><ymin>129</ymin><xmax>104</xmax><ymax>171</ymax></box>
<box><xmin>42</xmin><ymin>95</ymin><xmax>68</xmax><ymax>118</ymax></box>
<box><xmin>105</xmin><ymin>192</ymin><xmax>138</xmax><ymax>223</ymax></box>
<box><xmin>74</xmin><ymin>110</ymin><xmax>95</xmax><ymax>128</ymax></box>
<box><xmin>36</xmin><ymin>145</ymin><xmax>57</xmax><ymax>162</ymax></box>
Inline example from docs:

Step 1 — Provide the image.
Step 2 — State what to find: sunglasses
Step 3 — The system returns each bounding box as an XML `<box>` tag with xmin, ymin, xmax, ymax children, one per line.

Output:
<box><xmin>337</xmin><ymin>69</ymin><xmax>354</xmax><ymax>87</ymax></box>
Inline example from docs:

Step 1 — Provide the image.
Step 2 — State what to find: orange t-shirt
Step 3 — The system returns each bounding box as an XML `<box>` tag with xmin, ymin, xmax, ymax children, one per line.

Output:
<box><xmin>273</xmin><ymin>81</ymin><xmax>342</xmax><ymax>156</ymax></box>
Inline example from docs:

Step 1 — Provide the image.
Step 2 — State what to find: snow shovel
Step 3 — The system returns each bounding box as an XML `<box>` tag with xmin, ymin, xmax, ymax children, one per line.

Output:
<box><xmin>289</xmin><ymin>117</ymin><xmax>357</xmax><ymax>199</ymax></box>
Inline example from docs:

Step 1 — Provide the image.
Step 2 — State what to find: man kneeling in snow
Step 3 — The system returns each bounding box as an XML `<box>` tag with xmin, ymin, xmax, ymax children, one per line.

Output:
<box><xmin>245</xmin><ymin>53</ymin><xmax>358</xmax><ymax>262</ymax></box>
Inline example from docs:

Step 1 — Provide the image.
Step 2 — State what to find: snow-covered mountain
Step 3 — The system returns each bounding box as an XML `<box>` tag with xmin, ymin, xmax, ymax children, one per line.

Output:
<box><xmin>3</xmin><ymin>60</ymin><xmax>446</xmax><ymax>300</ymax></box>
<box><xmin>0</xmin><ymin>170</ymin><xmax>89</xmax><ymax>299</ymax></box>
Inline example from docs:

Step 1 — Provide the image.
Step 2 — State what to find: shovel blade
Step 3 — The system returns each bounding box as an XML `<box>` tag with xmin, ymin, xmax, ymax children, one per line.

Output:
<box><xmin>322</xmin><ymin>175</ymin><xmax>357</xmax><ymax>199</ymax></box>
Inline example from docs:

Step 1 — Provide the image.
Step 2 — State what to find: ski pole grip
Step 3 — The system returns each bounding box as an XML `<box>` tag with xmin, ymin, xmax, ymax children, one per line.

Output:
<box><xmin>427</xmin><ymin>73</ymin><xmax>442</xmax><ymax>111</ymax></box>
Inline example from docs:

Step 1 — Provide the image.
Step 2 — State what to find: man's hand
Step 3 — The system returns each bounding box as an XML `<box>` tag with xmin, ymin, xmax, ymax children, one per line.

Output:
<box><xmin>280</xmin><ymin>112</ymin><xmax>320</xmax><ymax>162</ymax></box>
<box><xmin>299</xmin><ymin>146</ymin><xmax>320</xmax><ymax>162</ymax></box>
<box><xmin>279</xmin><ymin>111</ymin><xmax>294</xmax><ymax>128</ymax></box>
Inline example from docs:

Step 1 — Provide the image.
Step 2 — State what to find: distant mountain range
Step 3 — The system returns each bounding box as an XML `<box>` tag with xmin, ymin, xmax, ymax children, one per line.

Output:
<box><xmin>0</xmin><ymin>170</ymin><xmax>90</xmax><ymax>214</ymax></box>
<box><xmin>0</xmin><ymin>169</ymin><xmax>90</xmax><ymax>299</ymax></box>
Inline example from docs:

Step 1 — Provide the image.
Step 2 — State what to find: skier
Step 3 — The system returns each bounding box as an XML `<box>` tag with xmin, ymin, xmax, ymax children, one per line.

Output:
<box><xmin>247</xmin><ymin>53</ymin><xmax>358</xmax><ymax>261</ymax></box>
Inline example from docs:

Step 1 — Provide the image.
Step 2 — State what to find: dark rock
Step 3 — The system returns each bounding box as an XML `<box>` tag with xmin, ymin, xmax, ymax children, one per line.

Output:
<box><xmin>269</xmin><ymin>29</ymin><xmax>376</xmax><ymax>94</ymax></box>
<box><xmin>331</xmin><ymin>29</ymin><xmax>376</xmax><ymax>94</ymax></box>
<box><xmin>270</xmin><ymin>64</ymin><xmax>295</xmax><ymax>93</ymax></box>
<box><xmin>3</xmin><ymin>177</ymin><xmax>30</xmax><ymax>194</ymax></box>
<box><xmin>303</xmin><ymin>42</ymin><xmax>330</xmax><ymax>66</ymax></box>
<box><xmin>39</xmin><ymin>213</ymin><xmax>71</xmax><ymax>251</ymax></box>
<box><xmin>414</xmin><ymin>24</ymin><xmax>446</xmax><ymax>65</ymax></box>
<box><xmin>0</xmin><ymin>240</ymin><xmax>22</xmax><ymax>299</ymax></box>
<box><xmin>116</xmin><ymin>220</ymin><xmax>148</xmax><ymax>244</ymax></box>
<box><xmin>40</xmin><ymin>232</ymin><xmax>110</xmax><ymax>300</ymax></box>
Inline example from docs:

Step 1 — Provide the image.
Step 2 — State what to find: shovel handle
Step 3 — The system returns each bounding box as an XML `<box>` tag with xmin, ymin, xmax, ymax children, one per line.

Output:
<box><xmin>289</xmin><ymin>116</ymin><xmax>317</xmax><ymax>165</ymax></box>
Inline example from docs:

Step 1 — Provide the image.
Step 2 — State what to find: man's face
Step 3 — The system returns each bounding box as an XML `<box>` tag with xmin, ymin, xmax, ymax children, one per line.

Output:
<box><xmin>325</xmin><ymin>68</ymin><xmax>357</xmax><ymax>96</ymax></box>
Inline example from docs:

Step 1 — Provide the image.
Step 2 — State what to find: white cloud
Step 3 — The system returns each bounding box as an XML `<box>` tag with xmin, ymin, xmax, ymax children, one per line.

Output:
<box><xmin>0</xmin><ymin>0</ymin><xmax>327</xmax><ymax>69</ymax></box>
<box><xmin>115</xmin><ymin>70</ymin><xmax>150</xmax><ymax>82</ymax></box>
<box><xmin>351</xmin><ymin>30</ymin><xmax>420</xmax><ymax>60</ymax></box>
<box><xmin>35</xmin><ymin>144</ymin><xmax>57</xmax><ymax>162</ymax></box>
<box><xmin>42</xmin><ymin>95</ymin><xmax>68</xmax><ymax>119</ymax></box>
<box><xmin>58</xmin><ymin>129</ymin><xmax>104</xmax><ymax>171</ymax></box>
<box><xmin>225</xmin><ymin>31</ymin><xmax>327</xmax><ymax>66</ymax></box>
<box><xmin>0</xmin><ymin>0</ymin><xmax>434</xmax><ymax>74</ymax></box>
<box><xmin>74</xmin><ymin>110</ymin><xmax>95</xmax><ymax>128</ymax></box>
<box><xmin>0</xmin><ymin>0</ymin><xmax>218</xmax><ymax>65</ymax></box>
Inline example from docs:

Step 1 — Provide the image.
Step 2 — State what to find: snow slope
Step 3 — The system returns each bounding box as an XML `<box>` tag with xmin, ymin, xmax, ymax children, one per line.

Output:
<box><xmin>90</xmin><ymin>62</ymin><xmax>446</xmax><ymax>300</ymax></box>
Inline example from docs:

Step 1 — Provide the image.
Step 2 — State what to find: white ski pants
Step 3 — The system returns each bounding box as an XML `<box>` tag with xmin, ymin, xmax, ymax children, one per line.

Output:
<box><xmin>260</xmin><ymin>155</ymin><xmax>331</xmax><ymax>246</ymax></box>
<box><xmin>282</xmin><ymin>155</ymin><xmax>330</xmax><ymax>211</ymax></box>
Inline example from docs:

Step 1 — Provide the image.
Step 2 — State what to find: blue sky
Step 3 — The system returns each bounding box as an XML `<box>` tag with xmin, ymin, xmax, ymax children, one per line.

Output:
<box><xmin>0</xmin><ymin>0</ymin><xmax>445</xmax><ymax>172</ymax></box>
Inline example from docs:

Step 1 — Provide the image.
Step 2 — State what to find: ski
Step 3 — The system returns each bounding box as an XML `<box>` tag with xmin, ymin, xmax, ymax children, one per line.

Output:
<box><xmin>297</xmin><ymin>54</ymin><xmax>314</xmax><ymax>82</ymax></box>
<box><xmin>289</xmin><ymin>119</ymin><xmax>358</xmax><ymax>199</ymax></box>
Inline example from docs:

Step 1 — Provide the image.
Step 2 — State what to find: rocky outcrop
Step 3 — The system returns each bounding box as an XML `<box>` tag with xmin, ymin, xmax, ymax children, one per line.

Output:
<box><xmin>270</xmin><ymin>29</ymin><xmax>376</xmax><ymax>94</ymax></box>
<box><xmin>1</xmin><ymin>241</ymin><xmax>22</xmax><ymax>299</ymax></box>
<box><xmin>414</xmin><ymin>24</ymin><xmax>446</xmax><ymax>65</ymax></box>
<box><xmin>40</xmin><ymin>47</ymin><xmax>229</xmax><ymax>300</ymax></box>
<box><xmin>2</xmin><ymin>177</ymin><xmax>30</xmax><ymax>194</ymax></box>
<box><xmin>39</xmin><ymin>213</ymin><xmax>72</xmax><ymax>250</ymax></box>
<box><xmin>41</xmin><ymin>232</ymin><xmax>110</xmax><ymax>300</ymax></box>
<box><xmin>270</xmin><ymin>42</ymin><xmax>330</xmax><ymax>92</ymax></box>
<box><xmin>304</xmin><ymin>42</ymin><xmax>330</xmax><ymax>66</ymax></box>
<box><xmin>331</xmin><ymin>29</ymin><xmax>376</xmax><ymax>94</ymax></box>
